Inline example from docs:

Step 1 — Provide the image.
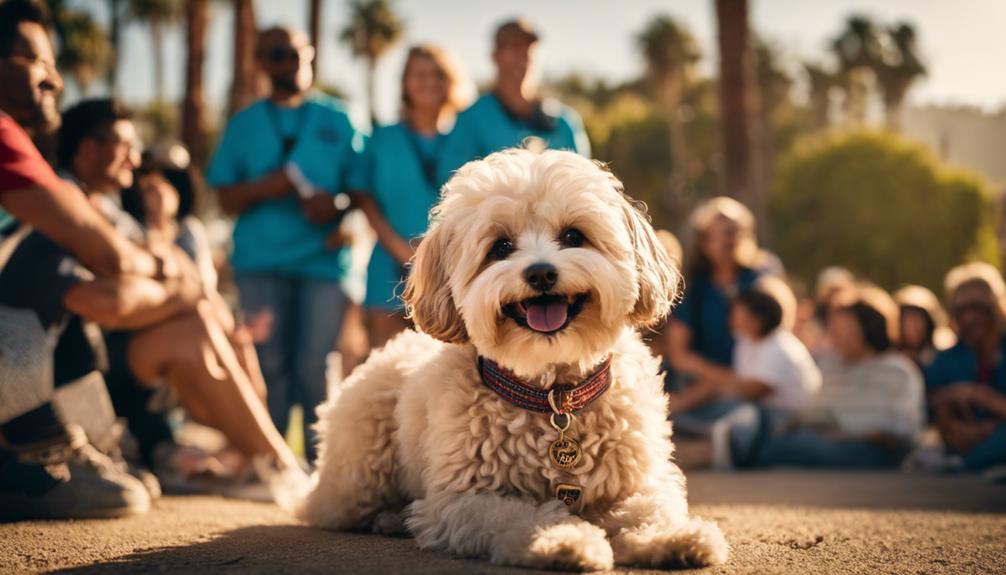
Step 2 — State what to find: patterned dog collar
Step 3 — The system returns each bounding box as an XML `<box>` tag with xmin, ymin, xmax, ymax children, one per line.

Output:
<box><xmin>477</xmin><ymin>355</ymin><xmax>612</xmax><ymax>414</ymax></box>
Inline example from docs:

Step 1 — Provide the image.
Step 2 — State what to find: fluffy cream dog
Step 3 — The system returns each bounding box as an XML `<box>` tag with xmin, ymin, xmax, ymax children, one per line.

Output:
<box><xmin>297</xmin><ymin>148</ymin><xmax>728</xmax><ymax>570</ymax></box>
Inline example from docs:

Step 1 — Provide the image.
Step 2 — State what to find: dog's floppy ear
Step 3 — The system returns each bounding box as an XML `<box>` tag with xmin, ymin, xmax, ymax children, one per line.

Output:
<box><xmin>620</xmin><ymin>194</ymin><xmax>681</xmax><ymax>327</ymax></box>
<box><xmin>403</xmin><ymin>220</ymin><xmax>469</xmax><ymax>344</ymax></box>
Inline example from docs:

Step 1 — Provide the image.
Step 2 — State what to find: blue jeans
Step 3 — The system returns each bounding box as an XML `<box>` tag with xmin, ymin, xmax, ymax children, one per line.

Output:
<box><xmin>963</xmin><ymin>422</ymin><xmax>1006</xmax><ymax>470</ymax></box>
<box><xmin>236</xmin><ymin>272</ymin><xmax>349</xmax><ymax>462</ymax></box>
<box><xmin>728</xmin><ymin>406</ymin><xmax>903</xmax><ymax>469</ymax></box>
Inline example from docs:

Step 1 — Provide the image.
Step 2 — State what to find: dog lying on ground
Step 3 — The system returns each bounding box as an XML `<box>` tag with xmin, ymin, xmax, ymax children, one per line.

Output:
<box><xmin>296</xmin><ymin>148</ymin><xmax>728</xmax><ymax>571</ymax></box>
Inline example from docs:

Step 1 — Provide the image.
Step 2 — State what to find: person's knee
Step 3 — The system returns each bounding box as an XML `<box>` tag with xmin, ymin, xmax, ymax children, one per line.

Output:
<box><xmin>131</xmin><ymin>311</ymin><xmax>217</xmax><ymax>376</ymax></box>
<box><xmin>962</xmin><ymin>423</ymin><xmax>1006</xmax><ymax>470</ymax></box>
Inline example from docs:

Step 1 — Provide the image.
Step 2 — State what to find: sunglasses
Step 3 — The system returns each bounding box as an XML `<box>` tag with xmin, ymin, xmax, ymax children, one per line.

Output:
<box><xmin>950</xmin><ymin>300</ymin><xmax>994</xmax><ymax>317</ymax></box>
<box><xmin>264</xmin><ymin>45</ymin><xmax>312</xmax><ymax>63</ymax></box>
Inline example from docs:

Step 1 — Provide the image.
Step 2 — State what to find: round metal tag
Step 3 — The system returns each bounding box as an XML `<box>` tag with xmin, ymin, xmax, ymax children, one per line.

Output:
<box><xmin>548</xmin><ymin>436</ymin><xmax>583</xmax><ymax>470</ymax></box>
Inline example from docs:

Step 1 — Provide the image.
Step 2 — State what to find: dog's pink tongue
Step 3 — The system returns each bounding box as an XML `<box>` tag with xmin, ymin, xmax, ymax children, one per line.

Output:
<box><xmin>525</xmin><ymin>300</ymin><xmax>568</xmax><ymax>332</ymax></box>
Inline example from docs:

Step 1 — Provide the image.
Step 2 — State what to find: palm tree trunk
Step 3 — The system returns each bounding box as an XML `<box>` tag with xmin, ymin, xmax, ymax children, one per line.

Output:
<box><xmin>182</xmin><ymin>0</ymin><xmax>208</xmax><ymax>167</ymax></box>
<box><xmin>308</xmin><ymin>0</ymin><xmax>322</xmax><ymax>76</ymax></box>
<box><xmin>151</xmin><ymin>17</ymin><xmax>164</xmax><ymax>108</ymax></box>
<box><xmin>715</xmin><ymin>0</ymin><xmax>765</xmax><ymax>230</ymax></box>
<box><xmin>106</xmin><ymin>0</ymin><xmax>122</xmax><ymax>95</ymax></box>
<box><xmin>228</xmin><ymin>0</ymin><xmax>257</xmax><ymax>118</ymax></box>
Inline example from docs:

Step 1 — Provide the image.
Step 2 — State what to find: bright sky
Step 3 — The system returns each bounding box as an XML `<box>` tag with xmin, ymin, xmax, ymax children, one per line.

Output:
<box><xmin>71</xmin><ymin>0</ymin><xmax>1006</xmax><ymax>126</ymax></box>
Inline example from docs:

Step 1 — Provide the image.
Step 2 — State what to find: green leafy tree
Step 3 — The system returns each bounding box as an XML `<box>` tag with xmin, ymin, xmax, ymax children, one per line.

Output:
<box><xmin>770</xmin><ymin>131</ymin><xmax>1000</xmax><ymax>292</ymax></box>
<box><xmin>52</xmin><ymin>6</ymin><xmax>111</xmax><ymax>95</ymax></box>
<box><xmin>341</xmin><ymin>0</ymin><xmax>404</xmax><ymax>125</ymax></box>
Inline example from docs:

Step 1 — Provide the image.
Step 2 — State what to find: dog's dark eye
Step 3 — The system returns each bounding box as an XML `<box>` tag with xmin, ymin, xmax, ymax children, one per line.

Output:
<box><xmin>559</xmin><ymin>228</ymin><xmax>585</xmax><ymax>248</ymax></box>
<box><xmin>489</xmin><ymin>238</ymin><xmax>515</xmax><ymax>260</ymax></box>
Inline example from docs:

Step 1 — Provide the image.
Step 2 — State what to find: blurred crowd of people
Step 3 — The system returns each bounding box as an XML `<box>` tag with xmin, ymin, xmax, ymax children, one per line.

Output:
<box><xmin>0</xmin><ymin>0</ymin><xmax>1002</xmax><ymax>524</ymax></box>
<box><xmin>654</xmin><ymin>196</ymin><xmax>1006</xmax><ymax>478</ymax></box>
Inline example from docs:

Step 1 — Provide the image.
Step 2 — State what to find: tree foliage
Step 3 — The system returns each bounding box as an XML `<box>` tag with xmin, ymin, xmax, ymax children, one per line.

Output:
<box><xmin>770</xmin><ymin>131</ymin><xmax>1000</xmax><ymax>292</ymax></box>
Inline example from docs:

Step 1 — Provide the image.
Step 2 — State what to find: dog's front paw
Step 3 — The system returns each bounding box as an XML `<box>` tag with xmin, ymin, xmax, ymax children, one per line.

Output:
<box><xmin>494</xmin><ymin>521</ymin><xmax>614</xmax><ymax>572</ymax></box>
<box><xmin>611</xmin><ymin>516</ymin><xmax>728</xmax><ymax>568</ymax></box>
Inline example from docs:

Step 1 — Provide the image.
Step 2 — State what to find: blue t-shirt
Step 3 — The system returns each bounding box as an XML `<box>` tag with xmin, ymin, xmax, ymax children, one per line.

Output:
<box><xmin>437</xmin><ymin>93</ymin><xmax>590</xmax><ymax>185</ymax></box>
<box><xmin>672</xmin><ymin>267</ymin><xmax>761</xmax><ymax>367</ymax></box>
<box><xmin>924</xmin><ymin>336</ymin><xmax>1006</xmax><ymax>398</ymax></box>
<box><xmin>206</xmin><ymin>94</ymin><xmax>367</xmax><ymax>281</ymax></box>
<box><xmin>358</xmin><ymin>123</ymin><xmax>443</xmax><ymax>309</ymax></box>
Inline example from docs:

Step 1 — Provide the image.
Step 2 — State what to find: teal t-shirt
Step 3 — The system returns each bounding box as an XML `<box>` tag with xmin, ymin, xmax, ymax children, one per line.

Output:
<box><xmin>359</xmin><ymin>123</ymin><xmax>443</xmax><ymax>309</ymax></box>
<box><xmin>436</xmin><ymin>93</ymin><xmax>591</xmax><ymax>185</ymax></box>
<box><xmin>206</xmin><ymin>94</ymin><xmax>368</xmax><ymax>281</ymax></box>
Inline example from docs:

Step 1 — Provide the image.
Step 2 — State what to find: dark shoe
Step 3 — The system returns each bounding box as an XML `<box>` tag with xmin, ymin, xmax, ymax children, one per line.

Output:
<box><xmin>0</xmin><ymin>425</ymin><xmax>150</xmax><ymax>520</ymax></box>
<box><xmin>105</xmin><ymin>421</ymin><xmax>162</xmax><ymax>500</ymax></box>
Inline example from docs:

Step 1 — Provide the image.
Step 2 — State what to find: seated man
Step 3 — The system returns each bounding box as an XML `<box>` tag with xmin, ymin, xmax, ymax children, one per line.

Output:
<box><xmin>926</xmin><ymin>262</ymin><xmax>1006</xmax><ymax>470</ymax></box>
<box><xmin>54</xmin><ymin>99</ymin><xmax>291</xmax><ymax>484</ymax></box>
<box><xmin>58</xmin><ymin>99</ymin><xmax>268</xmax><ymax>481</ymax></box>
<box><xmin>0</xmin><ymin>0</ymin><xmax>187</xmax><ymax>520</ymax></box>
<box><xmin>0</xmin><ymin>224</ymin><xmax>304</xmax><ymax>511</ymax></box>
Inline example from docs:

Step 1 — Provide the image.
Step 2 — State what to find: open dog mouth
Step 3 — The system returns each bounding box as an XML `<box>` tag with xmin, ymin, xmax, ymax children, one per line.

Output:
<box><xmin>502</xmin><ymin>293</ymin><xmax>589</xmax><ymax>335</ymax></box>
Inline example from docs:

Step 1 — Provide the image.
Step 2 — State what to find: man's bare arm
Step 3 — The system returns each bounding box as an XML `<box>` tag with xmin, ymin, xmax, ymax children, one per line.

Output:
<box><xmin>217</xmin><ymin>170</ymin><xmax>292</xmax><ymax>215</ymax></box>
<box><xmin>63</xmin><ymin>274</ymin><xmax>201</xmax><ymax>331</ymax></box>
<box><xmin>3</xmin><ymin>183</ymin><xmax>158</xmax><ymax>278</ymax></box>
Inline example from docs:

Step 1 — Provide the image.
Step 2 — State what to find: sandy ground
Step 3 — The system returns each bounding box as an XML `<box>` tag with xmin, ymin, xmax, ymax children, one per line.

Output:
<box><xmin>2</xmin><ymin>470</ymin><xmax>1005</xmax><ymax>575</ymax></box>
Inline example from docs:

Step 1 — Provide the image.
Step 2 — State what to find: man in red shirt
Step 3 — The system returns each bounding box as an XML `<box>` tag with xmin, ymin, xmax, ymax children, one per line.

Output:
<box><xmin>0</xmin><ymin>0</ymin><xmax>197</xmax><ymax>519</ymax></box>
<box><xmin>0</xmin><ymin>1</ymin><xmax>163</xmax><ymax>279</ymax></box>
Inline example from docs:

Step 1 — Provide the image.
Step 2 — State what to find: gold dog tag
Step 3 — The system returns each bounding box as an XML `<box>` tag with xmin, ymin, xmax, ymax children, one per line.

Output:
<box><xmin>549</xmin><ymin>431</ymin><xmax>583</xmax><ymax>469</ymax></box>
<box><xmin>548</xmin><ymin>412</ymin><xmax>582</xmax><ymax>470</ymax></box>
<box><xmin>555</xmin><ymin>483</ymin><xmax>583</xmax><ymax>507</ymax></box>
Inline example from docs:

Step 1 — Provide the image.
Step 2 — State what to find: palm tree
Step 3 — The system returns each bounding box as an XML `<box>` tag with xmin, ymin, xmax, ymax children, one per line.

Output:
<box><xmin>51</xmin><ymin>4</ymin><xmax>112</xmax><ymax>95</ymax></box>
<box><xmin>308</xmin><ymin>0</ymin><xmax>323</xmax><ymax>76</ymax></box>
<box><xmin>182</xmin><ymin>0</ymin><xmax>209</xmax><ymax>167</ymax></box>
<box><xmin>105</xmin><ymin>0</ymin><xmax>124</xmax><ymax>95</ymax></box>
<box><xmin>340</xmin><ymin>0</ymin><xmax>404</xmax><ymax>126</ymax></box>
<box><xmin>804</xmin><ymin>61</ymin><xmax>840</xmax><ymax>129</ymax></box>
<box><xmin>714</xmin><ymin>0</ymin><xmax>764</xmax><ymax>222</ymax></box>
<box><xmin>636</xmin><ymin>15</ymin><xmax>700</xmax><ymax>196</ymax></box>
<box><xmin>830</xmin><ymin>15</ymin><xmax>883</xmax><ymax>125</ymax></box>
<box><xmin>874</xmin><ymin>23</ymin><xmax>926</xmax><ymax>130</ymax></box>
<box><xmin>227</xmin><ymin>0</ymin><xmax>258</xmax><ymax>117</ymax></box>
<box><xmin>128</xmin><ymin>0</ymin><xmax>182</xmax><ymax>109</ymax></box>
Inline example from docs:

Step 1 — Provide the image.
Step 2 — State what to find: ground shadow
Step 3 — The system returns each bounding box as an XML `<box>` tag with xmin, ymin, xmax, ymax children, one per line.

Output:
<box><xmin>45</xmin><ymin>525</ymin><xmax>588</xmax><ymax>575</ymax></box>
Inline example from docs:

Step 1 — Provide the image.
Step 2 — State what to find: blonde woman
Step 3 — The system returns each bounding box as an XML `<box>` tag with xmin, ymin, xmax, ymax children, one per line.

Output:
<box><xmin>356</xmin><ymin>45</ymin><xmax>470</xmax><ymax>347</ymax></box>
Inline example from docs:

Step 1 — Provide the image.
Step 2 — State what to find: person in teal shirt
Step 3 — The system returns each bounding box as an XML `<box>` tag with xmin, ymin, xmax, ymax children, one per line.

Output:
<box><xmin>205</xmin><ymin>27</ymin><xmax>366</xmax><ymax>461</ymax></box>
<box><xmin>356</xmin><ymin>45</ymin><xmax>469</xmax><ymax>348</ymax></box>
<box><xmin>437</xmin><ymin>19</ymin><xmax>590</xmax><ymax>185</ymax></box>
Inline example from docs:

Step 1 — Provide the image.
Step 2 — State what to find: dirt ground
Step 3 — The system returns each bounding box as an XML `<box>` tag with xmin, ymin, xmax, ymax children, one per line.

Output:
<box><xmin>2</xmin><ymin>470</ymin><xmax>1005</xmax><ymax>575</ymax></box>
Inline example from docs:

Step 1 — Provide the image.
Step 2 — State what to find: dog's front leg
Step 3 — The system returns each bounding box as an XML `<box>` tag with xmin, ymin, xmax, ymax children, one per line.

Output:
<box><xmin>599</xmin><ymin>490</ymin><xmax>729</xmax><ymax>568</ymax></box>
<box><xmin>407</xmin><ymin>491</ymin><xmax>613</xmax><ymax>571</ymax></box>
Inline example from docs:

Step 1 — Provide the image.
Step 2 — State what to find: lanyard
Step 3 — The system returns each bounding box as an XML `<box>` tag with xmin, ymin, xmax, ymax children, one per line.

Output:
<box><xmin>265</xmin><ymin>101</ymin><xmax>309</xmax><ymax>164</ymax></box>
<box><xmin>493</xmin><ymin>92</ymin><xmax>557</xmax><ymax>134</ymax></box>
<box><xmin>405</xmin><ymin>126</ymin><xmax>443</xmax><ymax>190</ymax></box>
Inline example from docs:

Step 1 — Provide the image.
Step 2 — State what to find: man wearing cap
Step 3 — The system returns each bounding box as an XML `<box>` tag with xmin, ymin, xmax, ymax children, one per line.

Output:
<box><xmin>437</xmin><ymin>18</ymin><xmax>590</xmax><ymax>184</ymax></box>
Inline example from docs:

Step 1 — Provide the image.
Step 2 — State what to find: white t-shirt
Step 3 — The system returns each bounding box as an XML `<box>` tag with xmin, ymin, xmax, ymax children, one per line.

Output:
<box><xmin>801</xmin><ymin>352</ymin><xmax>926</xmax><ymax>441</ymax></box>
<box><xmin>733</xmin><ymin>330</ymin><xmax>822</xmax><ymax>412</ymax></box>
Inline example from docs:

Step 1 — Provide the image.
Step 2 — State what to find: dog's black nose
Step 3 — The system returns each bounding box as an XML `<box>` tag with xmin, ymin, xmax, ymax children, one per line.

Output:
<box><xmin>523</xmin><ymin>263</ymin><xmax>558</xmax><ymax>292</ymax></box>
